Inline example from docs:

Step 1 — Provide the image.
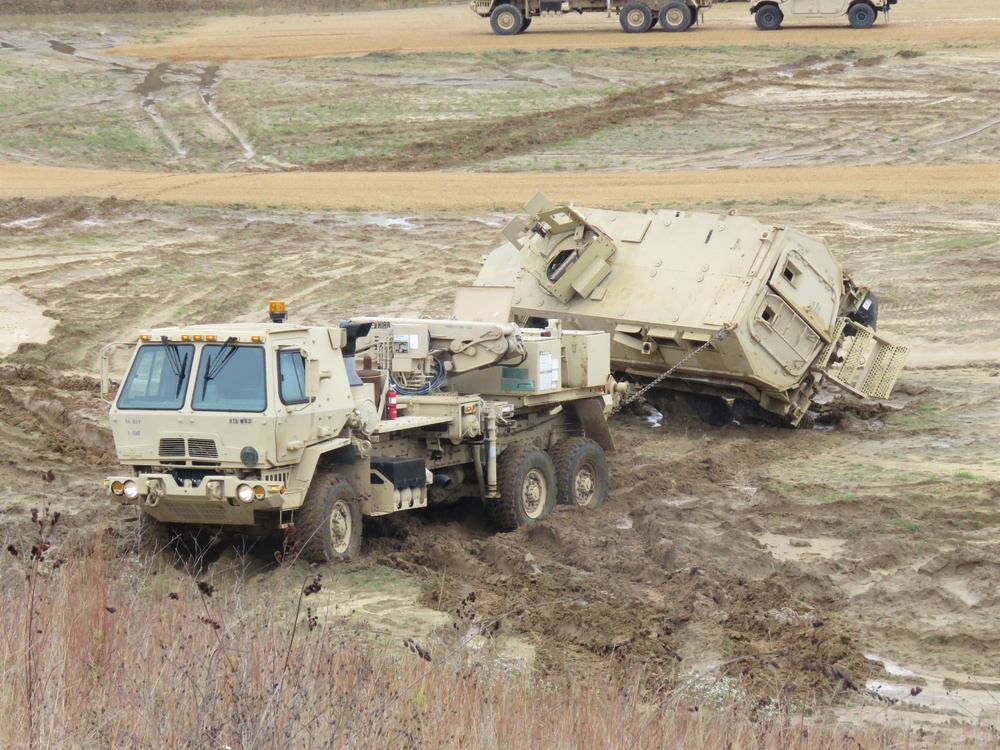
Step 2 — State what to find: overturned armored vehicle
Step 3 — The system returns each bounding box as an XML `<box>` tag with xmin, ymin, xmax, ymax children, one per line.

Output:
<box><xmin>474</xmin><ymin>194</ymin><xmax>908</xmax><ymax>426</ymax></box>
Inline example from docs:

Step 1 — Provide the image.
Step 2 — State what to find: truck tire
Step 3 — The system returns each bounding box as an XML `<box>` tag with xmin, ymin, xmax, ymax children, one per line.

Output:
<box><xmin>298</xmin><ymin>474</ymin><xmax>362</xmax><ymax>562</ymax></box>
<box><xmin>553</xmin><ymin>437</ymin><xmax>609</xmax><ymax>508</ymax></box>
<box><xmin>754</xmin><ymin>4</ymin><xmax>783</xmax><ymax>30</ymax></box>
<box><xmin>488</xmin><ymin>445</ymin><xmax>556</xmax><ymax>531</ymax></box>
<box><xmin>659</xmin><ymin>1</ymin><xmax>692</xmax><ymax>32</ymax></box>
<box><xmin>620</xmin><ymin>1</ymin><xmax>653</xmax><ymax>33</ymax></box>
<box><xmin>491</xmin><ymin>3</ymin><xmax>525</xmax><ymax>35</ymax></box>
<box><xmin>519</xmin><ymin>17</ymin><xmax>532</xmax><ymax>31</ymax></box>
<box><xmin>847</xmin><ymin>2</ymin><xmax>876</xmax><ymax>28</ymax></box>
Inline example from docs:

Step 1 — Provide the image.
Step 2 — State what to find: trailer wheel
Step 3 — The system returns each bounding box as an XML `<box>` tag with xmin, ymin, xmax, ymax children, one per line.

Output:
<box><xmin>519</xmin><ymin>17</ymin><xmax>532</xmax><ymax>31</ymax></box>
<box><xmin>620</xmin><ymin>1</ymin><xmax>654</xmax><ymax>33</ymax></box>
<box><xmin>491</xmin><ymin>3</ymin><xmax>525</xmax><ymax>35</ymax></box>
<box><xmin>659</xmin><ymin>1</ymin><xmax>692</xmax><ymax>32</ymax></box>
<box><xmin>847</xmin><ymin>2</ymin><xmax>876</xmax><ymax>28</ymax></box>
<box><xmin>489</xmin><ymin>445</ymin><xmax>556</xmax><ymax>531</ymax></box>
<box><xmin>298</xmin><ymin>474</ymin><xmax>362</xmax><ymax>562</ymax></box>
<box><xmin>754</xmin><ymin>4</ymin><xmax>783</xmax><ymax>29</ymax></box>
<box><xmin>553</xmin><ymin>437</ymin><xmax>609</xmax><ymax>508</ymax></box>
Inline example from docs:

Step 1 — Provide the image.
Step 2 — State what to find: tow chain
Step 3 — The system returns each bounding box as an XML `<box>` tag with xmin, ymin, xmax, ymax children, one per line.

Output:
<box><xmin>609</xmin><ymin>323</ymin><xmax>735</xmax><ymax>417</ymax></box>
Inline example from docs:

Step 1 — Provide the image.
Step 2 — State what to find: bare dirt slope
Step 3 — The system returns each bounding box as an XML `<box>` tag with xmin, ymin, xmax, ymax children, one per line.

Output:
<box><xmin>0</xmin><ymin>0</ymin><xmax>999</xmax><ymax>742</ymax></box>
<box><xmin>1</xmin><ymin>164</ymin><xmax>998</xmax><ymax>212</ymax></box>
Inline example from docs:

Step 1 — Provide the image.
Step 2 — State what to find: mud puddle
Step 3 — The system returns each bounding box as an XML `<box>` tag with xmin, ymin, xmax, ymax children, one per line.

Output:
<box><xmin>0</xmin><ymin>288</ymin><xmax>56</xmax><ymax>356</ymax></box>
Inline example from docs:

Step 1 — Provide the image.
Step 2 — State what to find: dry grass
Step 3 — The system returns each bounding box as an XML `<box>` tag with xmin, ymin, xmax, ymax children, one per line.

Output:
<box><xmin>0</xmin><ymin>510</ymin><xmax>918</xmax><ymax>750</ymax></box>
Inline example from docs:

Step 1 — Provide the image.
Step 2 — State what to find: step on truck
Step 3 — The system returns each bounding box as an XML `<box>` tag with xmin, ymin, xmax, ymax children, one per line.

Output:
<box><xmin>475</xmin><ymin>194</ymin><xmax>908</xmax><ymax>427</ymax></box>
<box><xmin>749</xmin><ymin>0</ymin><xmax>897</xmax><ymax>30</ymax></box>
<box><xmin>473</xmin><ymin>0</ymin><xmax>714</xmax><ymax>35</ymax></box>
<box><xmin>103</xmin><ymin>297</ymin><xmax>618</xmax><ymax>562</ymax></box>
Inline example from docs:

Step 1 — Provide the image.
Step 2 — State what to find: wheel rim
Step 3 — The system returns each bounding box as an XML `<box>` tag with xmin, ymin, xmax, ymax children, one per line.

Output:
<box><xmin>497</xmin><ymin>11</ymin><xmax>517</xmax><ymax>30</ymax></box>
<box><xmin>626</xmin><ymin>9</ymin><xmax>645</xmax><ymax>26</ymax></box>
<box><xmin>573</xmin><ymin>460</ymin><xmax>598</xmax><ymax>507</ymax></box>
<box><xmin>764</xmin><ymin>11</ymin><xmax>776</xmax><ymax>24</ymax></box>
<box><xmin>665</xmin><ymin>7</ymin><xmax>684</xmax><ymax>25</ymax></box>
<box><xmin>329</xmin><ymin>499</ymin><xmax>352</xmax><ymax>554</ymax></box>
<box><xmin>521</xmin><ymin>468</ymin><xmax>548</xmax><ymax>519</ymax></box>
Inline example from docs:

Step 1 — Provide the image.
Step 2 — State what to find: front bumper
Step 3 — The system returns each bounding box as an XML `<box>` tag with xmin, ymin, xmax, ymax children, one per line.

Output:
<box><xmin>106</xmin><ymin>473</ymin><xmax>288</xmax><ymax>525</ymax></box>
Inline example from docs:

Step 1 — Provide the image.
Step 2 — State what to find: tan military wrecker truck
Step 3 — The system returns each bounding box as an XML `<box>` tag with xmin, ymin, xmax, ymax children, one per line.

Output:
<box><xmin>103</xmin><ymin>298</ymin><xmax>616</xmax><ymax>562</ymax></box>
<box><xmin>472</xmin><ymin>0</ymin><xmax>714</xmax><ymax>35</ymax></box>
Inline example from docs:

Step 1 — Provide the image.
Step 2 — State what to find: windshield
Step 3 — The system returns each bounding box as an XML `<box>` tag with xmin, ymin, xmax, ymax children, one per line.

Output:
<box><xmin>117</xmin><ymin>343</ymin><xmax>194</xmax><ymax>410</ymax></box>
<box><xmin>192</xmin><ymin>343</ymin><xmax>266</xmax><ymax>412</ymax></box>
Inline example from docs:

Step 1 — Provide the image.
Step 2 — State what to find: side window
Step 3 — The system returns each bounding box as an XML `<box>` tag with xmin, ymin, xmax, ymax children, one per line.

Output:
<box><xmin>278</xmin><ymin>349</ymin><xmax>308</xmax><ymax>405</ymax></box>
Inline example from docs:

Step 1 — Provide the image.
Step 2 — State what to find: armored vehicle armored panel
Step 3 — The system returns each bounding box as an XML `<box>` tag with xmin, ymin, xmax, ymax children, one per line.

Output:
<box><xmin>475</xmin><ymin>194</ymin><xmax>907</xmax><ymax>426</ymax></box>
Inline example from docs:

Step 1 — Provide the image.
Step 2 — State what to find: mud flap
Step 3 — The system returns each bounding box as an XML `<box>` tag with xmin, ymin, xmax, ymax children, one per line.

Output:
<box><xmin>815</xmin><ymin>318</ymin><xmax>908</xmax><ymax>399</ymax></box>
<box><xmin>570</xmin><ymin>396</ymin><xmax>615</xmax><ymax>453</ymax></box>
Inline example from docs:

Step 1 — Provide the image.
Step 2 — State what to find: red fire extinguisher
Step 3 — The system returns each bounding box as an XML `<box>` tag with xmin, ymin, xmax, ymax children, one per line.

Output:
<box><xmin>386</xmin><ymin>388</ymin><xmax>398</xmax><ymax>420</ymax></box>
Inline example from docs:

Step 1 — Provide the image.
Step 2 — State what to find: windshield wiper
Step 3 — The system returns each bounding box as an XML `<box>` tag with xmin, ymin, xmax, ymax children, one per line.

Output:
<box><xmin>160</xmin><ymin>336</ymin><xmax>189</xmax><ymax>397</ymax></box>
<box><xmin>200</xmin><ymin>337</ymin><xmax>239</xmax><ymax>399</ymax></box>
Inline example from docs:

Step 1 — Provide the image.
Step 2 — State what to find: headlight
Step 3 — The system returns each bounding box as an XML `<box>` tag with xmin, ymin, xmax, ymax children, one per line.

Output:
<box><xmin>236</xmin><ymin>483</ymin><xmax>254</xmax><ymax>504</ymax></box>
<box><xmin>110</xmin><ymin>480</ymin><xmax>124</xmax><ymax>496</ymax></box>
<box><xmin>123</xmin><ymin>480</ymin><xmax>139</xmax><ymax>500</ymax></box>
<box><xmin>253</xmin><ymin>485</ymin><xmax>265</xmax><ymax>500</ymax></box>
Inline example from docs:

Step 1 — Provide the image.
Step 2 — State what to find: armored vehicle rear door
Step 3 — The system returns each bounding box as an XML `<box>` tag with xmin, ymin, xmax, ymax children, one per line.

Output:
<box><xmin>766</xmin><ymin>230</ymin><xmax>841</xmax><ymax>342</ymax></box>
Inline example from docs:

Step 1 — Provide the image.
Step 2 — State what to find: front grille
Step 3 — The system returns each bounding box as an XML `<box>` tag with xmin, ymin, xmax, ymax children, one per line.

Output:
<box><xmin>158</xmin><ymin>438</ymin><xmax>220</xmax><ymax>461</ymax></box>
<box><xmin>188</xmin><ymin>439</ymin><xmax>219</xmax><ymax>459</ymax></box>
<box><xmin>159</xmin><ymin>438</ymin><xmax>185</xmax><ymax>457</ymax></box>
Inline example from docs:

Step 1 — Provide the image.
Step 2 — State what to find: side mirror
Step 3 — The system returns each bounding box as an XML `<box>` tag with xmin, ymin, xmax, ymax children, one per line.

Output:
<box><xmin>100</xmin><ymin>342</ymin><xmax>134</xmax><ymax>402</ymax></box>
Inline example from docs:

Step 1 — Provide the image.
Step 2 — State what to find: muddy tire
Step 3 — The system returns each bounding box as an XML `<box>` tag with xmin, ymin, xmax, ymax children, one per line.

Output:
<box><xmin>731</xmin><ymin>398</ymin><xmax>796</xmax><ymax>428</ymax></box>
<box><xmin>659</xmin><ymin>1</ymin><xmax>692</xmax><ymax>32</ymax></box>
<box><xmin>488</xmin><ymin>445</ymin><xmax>556</xmax><ymax>532</ymax></box>
<box><xmin>553</xmin><ymin>437</ymin><xmax>609</xmax><ymax>508</ymax></box>
<box><xmin>298</xmin><ymin>474</ymin><xmax>362</xmax><ymax>562</ymax></box>
<box><xmin>491</xmin><ymin>3</ymin><xmax>524</xmax><ymax>35</ymax></box>
<box><xmin>754</xmin><ymin>4</ymin><xmax>783</xmax><ymax>30</ymax></box>
<box><xmin>620</xmin><ymin>1</ymin><xmax>653</xmax><ymax>33</ymax></box>
<box><xmin>848</xmin><ymin>2</ymin><xmax>876</xmax><ymax>28</ymax></box>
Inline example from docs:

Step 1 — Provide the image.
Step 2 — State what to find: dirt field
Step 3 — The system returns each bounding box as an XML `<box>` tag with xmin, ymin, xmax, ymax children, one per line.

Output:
<box><xmin>1</xmin><ymin>0</ymin><xmax>999</xmax><ymax>743</ymax></box>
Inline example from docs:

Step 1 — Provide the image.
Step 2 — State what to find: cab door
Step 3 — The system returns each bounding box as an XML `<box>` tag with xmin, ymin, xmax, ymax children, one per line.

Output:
<box><xmin>274</xmin><ymin>347</ymin><xmax>314</xmax><ymax>464</ymax></box>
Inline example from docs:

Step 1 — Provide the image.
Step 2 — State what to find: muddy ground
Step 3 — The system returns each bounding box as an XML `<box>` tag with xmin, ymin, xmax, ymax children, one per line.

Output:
<box><xmin>1</xmin><ymin>0</ymin><xmax>999</xmax><ymax>743</ymax></box>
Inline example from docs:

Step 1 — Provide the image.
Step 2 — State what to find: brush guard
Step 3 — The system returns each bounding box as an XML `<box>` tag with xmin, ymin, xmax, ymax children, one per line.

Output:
<box><xmin>814</xmin><ymin>318</ymin><xmax>908</xmax><ymax>399</ymax></box>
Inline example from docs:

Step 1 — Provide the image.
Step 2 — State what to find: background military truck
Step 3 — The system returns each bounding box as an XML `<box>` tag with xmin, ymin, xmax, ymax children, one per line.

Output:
<box><xmin>103</xmin><ymin>299</ymin><xmax>616</xmax><ymax>562</ymax></box>
<box><xmin>749</xmin><ymin>0</ymin><xmax>896</xmax><ymax>30</ymax></box>
<box><xmin>475</xmin><ymin>195</ymin><xmax>907</xmax><ymax>427</ymax></box>
<box><xmin>472</xmin><ymin>0</ymin><xmax>714</xmax><ymax>35</ymax></box>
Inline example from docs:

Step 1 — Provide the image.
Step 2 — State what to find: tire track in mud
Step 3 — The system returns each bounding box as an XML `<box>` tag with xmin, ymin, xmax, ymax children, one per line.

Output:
<box><xmin>306</xmin><ymin>55</ymin><xmax>905</xmax><ymax>172</ymax></box>
<box><xmin>47</xmin><ymin>38</ymin><xmax>260</xmax><ymax>166</ymax></box>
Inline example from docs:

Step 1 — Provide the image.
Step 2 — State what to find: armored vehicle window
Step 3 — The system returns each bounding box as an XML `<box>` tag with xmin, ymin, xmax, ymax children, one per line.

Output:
<box><xmin>118</xmin><ymin>343</ymin><xmax>194</xmax><ymax>410</ymax></box>
<box><xmin>192</xmin><ymin>344</ymin><xmax>266</xmax><ymax>413</ymax></box>
<box><xmin>278</xmin><ymin>349</ymin><xmax>308</xmax><ymax>405</ymax></box>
